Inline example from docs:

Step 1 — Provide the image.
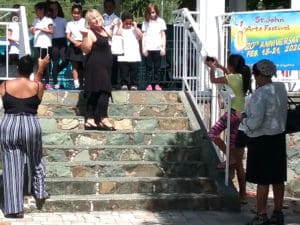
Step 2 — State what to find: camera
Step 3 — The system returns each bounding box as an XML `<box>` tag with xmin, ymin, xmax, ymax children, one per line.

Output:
<box><xmin>205</xmin><ymin>56</ymin><xmax>215</xmax><ymax>62</ymax></box>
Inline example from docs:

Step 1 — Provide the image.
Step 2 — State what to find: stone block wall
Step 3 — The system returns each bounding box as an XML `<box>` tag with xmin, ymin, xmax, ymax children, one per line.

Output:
<box><xmin>286</xmin><ymin>133</ymin><xmax>300</xmax><ymax>198</ymax></box>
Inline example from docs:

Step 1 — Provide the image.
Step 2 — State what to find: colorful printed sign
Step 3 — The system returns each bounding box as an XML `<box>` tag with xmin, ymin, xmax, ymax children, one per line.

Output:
<box><xmin>230</xmin><ymin>11</ymin><xmax>300</xmax><ymax>70</ymax></box>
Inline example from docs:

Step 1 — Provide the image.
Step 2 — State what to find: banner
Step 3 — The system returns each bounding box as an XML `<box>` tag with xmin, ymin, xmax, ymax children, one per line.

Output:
<box><xmin>230</xmin><ymin>11</ymin><xmax>300</xmax><ymax>70</ymax></box>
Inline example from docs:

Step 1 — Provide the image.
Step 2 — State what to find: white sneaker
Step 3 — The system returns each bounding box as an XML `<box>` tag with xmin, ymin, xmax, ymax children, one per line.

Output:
<box><xmin>130</xmin><ymin>85</ymin><xmax>138</xmax><ymax>90</ymax></box>
<box><xmin>145</xmin><ymin>84</ymin><xmax>153</xmax><ymax>91</ymax></box>
<box><xmin>74</xmin><ymin>80</ymin><xmax>80</xmax><ymax>89</ymax></box>
<box><xmin>154</xmin><ymin>84</ymin><xmax>162</xmax><ymax>91</ymax></box>
<box><xmin>121</xmin><ymin>85</ymin><xmax>128</xmax><ymax>90</ymax></box>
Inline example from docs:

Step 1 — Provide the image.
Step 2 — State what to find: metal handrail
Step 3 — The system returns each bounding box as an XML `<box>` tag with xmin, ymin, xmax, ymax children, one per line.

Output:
<box><xmin>0</xmin><ymin>6</ymin><xmax>31</xmax><ymax>80</ymax></box>
<box><xmin>172</xmin><ymin>8</ymin><xmax>231</xmax><ymax>185</ymax></box>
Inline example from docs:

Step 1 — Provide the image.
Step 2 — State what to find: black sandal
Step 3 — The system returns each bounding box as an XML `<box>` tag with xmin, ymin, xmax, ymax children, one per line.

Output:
<box><xmin>98</xmin><ymin>124</ymin><xmax>116</xmax><ymax>131</ymax></box>
<box><xmin>5</xmin><ymin>211</ymin><xmax>24</xmax><ymax>218</ymax></box>
<box><xmin>84</xmin><ymin>122</ymin><xmax>98</xmax><ymax>130</ymax></box>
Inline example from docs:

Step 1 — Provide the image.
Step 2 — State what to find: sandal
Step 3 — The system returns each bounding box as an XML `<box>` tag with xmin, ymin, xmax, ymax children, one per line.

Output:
<box><xmin>4</xmin><ymin>212</ymin><xmax>24</xmax><ymax>219</ymax></box>
<box><xmin>84</xmin><ymin>122</ymin><xmax>98</xmax><ymax>130</ymax></box>
<box><xmin>98</xmin><ymin>123</ymin><xmax>116</xmax><ymax>131</ymax></box>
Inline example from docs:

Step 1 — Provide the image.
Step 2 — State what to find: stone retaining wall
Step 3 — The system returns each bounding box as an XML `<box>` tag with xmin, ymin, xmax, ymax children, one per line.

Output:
<box><xmin>286</xmin><ymin>133</ymin><xmax>300</xmax><ymax>198</ymax></box>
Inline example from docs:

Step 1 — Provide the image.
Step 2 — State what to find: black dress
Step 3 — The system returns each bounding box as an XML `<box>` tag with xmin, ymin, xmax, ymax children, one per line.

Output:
<box><xmin>84</xmin><ymin>31</ymin><xmax>113</xmax><ymax>93</ymax></box>
<box><xmin>66</xmin><ymin>43</ymin><xmax>85</xmax><ymax>62</ymax></box>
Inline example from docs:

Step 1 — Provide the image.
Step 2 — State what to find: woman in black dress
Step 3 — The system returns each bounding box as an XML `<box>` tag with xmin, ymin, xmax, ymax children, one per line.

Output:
<box><xmin>81</xmin><ymin>9</ymin><xmax>117</xmax><ymax>130</ymax></box>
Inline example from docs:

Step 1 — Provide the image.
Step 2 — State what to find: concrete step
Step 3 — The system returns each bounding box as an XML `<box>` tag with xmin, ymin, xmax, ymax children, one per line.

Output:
<box><xmin>42</xmin><ymin>130</ymin><xmax>198</xmax><ymax>147</ymax></box>
<box><xmin>41</xmin><ymin>90</ymin><xmax>182</xmax><ymax>105</ymax></box>
<box><xmin>37</xmin><ymin>103</ymin><xmax>187</xmax><ymax>117</ymax></box>
<box><xmin>24</xmin><ymin>193</ymin><xmax>222</xmax><ymax>212</ymax></box>
<box><xmin>46</xmin><ymin>177</ymin><xmax>216</xmax><ymax>195</ymax></box>
<box><xmin>45</xmin><ymin>161</ymin><xmax>207</xmax><ymax>178</ymax></box>
<box><xmin>44</xmin><ymin>145</ymin><xmax>203</xmax><ymax>162</ymax></box>
<box><xmin>39</xmin><ymin>117</ymin><xmax>191</xmax><ymax>131</ymax></box>
<box><xmin>0</xmin><ymin>89</ymin><xmax>240</xmax><ymax>212</ymax></box>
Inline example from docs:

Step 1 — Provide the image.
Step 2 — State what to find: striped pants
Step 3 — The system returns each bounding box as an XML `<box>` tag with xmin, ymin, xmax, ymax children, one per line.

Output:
<box><xmin>0</xmin><ymin>113</ymin><xmax>48</xmax><ymax>215</ymax></box>
<box><xmin>208</xmin><ymin>111</ymin><xmax>240</xmax><ymax>149</ymax></box>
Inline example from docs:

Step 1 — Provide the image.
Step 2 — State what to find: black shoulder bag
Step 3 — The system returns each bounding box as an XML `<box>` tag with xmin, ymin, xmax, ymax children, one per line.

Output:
<box><xmin>286</xmin><ymin>97</ymin><xmax>300</xmax><ymax>134</ymax></box>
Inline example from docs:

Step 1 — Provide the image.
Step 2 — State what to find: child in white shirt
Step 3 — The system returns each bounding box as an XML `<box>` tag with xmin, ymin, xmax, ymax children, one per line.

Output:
<box><xmin>7</xmin><ymin>4</ymin><xmax>20</xmax><ymax>65</ymax></box>
<box><xmin>30</xmin><ymin>2</ymin><xmax>53</xmax><ymax>89</ymax></box>
<box><xmin>65</xmin><ymin>4</ymin><xmax>85</xmax><ymax>89</ymax></box>
<box><xmin>48</xmin><ymin>1</ymin><xmax>68</xmax><ymax>89</ymax></box>
<box><xmin>117</xmin><ymin>11</ymin><xmax>143</xmax><ymax>90</ymax></box>
<box><xmin>142</xmin><ymin>3</ymin><xmax>167</xmax><ymax>91</ymax></box>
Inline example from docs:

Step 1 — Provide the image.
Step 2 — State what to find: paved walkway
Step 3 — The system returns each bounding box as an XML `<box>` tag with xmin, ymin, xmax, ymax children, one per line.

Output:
<box><xmin>0</xmin><ymin>196</ymin><xmax>299</xmax><ymax>225</ymax></box>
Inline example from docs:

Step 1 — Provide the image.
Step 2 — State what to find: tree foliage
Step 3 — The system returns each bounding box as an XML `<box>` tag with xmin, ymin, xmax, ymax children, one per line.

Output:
<box><xmin>0</xmin><ymin>0</ymin><xmax>182</xmax><ymax>25</ymax></box>
<box><xmin>0</xmin><ymin>0</ymin><xmax>291</xmax><ymax>28</ymax></box>
<box><xmin>247</xmin><ymin>0</ymin><xmax>290</xmax><ymax>10</ymax></box>
<box><xmin>119</xmin><ymin>0</ymin><xmax>182</xmax><ymax>23</ymax></box>
<box><xmin>119</xmin><ymin>0</ymin><xmax>150</xmax><ymax>23</ymax></box>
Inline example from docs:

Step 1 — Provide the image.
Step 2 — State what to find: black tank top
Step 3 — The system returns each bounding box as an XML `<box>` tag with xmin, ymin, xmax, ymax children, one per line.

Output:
<box><xmin>2</xmin><ymin>81</ymin><xmax>41</xmax><ymax>114</ymax></box>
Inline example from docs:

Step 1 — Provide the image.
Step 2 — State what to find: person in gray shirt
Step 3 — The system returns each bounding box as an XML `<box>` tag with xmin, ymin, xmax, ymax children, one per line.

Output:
<box><xmin>241</xmin><ymin>59</ymin><xmax>287</xmax><ymax>225</ymax></box>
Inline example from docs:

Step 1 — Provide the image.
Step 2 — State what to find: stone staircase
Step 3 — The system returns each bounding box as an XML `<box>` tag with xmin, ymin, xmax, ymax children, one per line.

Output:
<box><xmin>0</xmin><ymin>90</ymin><xmax>240</xmax><ymax>212</ymax></box>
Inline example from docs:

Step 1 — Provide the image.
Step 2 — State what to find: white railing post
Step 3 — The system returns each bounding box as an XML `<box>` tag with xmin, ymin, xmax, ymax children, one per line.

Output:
<box><xmin>19</xmin><ymin>6</ymin><xmax>31</xmax><ymax>57</ymax></box>
<box><xmin>173</xmin><ymin>8</ymin><xmax>235</xmax><ymax>186</ymax></box>
<box><xmin>182</xmin><ymin>17</ymin><xmax>188</xmax><ymax>86</ymax></box>
<box><xmin>173</xmin><ymin>8</ymin><xmax>212</xmax><ymax>127</ymax></box>
<box><xmin>0</xmin><ymin>6</ymin><xmax>30</xmax><ymax>80</ymax></box>
<box><xmin>225</xmin><ymin>96</ymin><xmax>231</xmax><ymax>186</ymax></box>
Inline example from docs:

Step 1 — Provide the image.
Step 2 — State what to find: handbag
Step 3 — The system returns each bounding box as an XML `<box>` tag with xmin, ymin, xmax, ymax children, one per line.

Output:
<box><xmin>111</xmin><ymin>35</ymin><xmax>124</xmax><ymax>56</ymax></box>
<box><xmin>286</xmin><ymin>97</ymin><xmax>300</xmax><ymax>134</ymax></box>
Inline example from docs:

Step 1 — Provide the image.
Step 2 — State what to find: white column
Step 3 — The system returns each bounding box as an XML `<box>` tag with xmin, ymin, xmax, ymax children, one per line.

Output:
<box><xmin>196</xmin><ymin>0</ymin><xmax>200</xmax><ymax>12</ymax></box>
<box><xmin>291</xmin><ymin>0</ymin><xmax>300</xmax><ymax>9</ymax></box>
<box><xmin>198</xmin><ymin>0</ymin><xmax>225</xmax><ymax>56</ymax></box>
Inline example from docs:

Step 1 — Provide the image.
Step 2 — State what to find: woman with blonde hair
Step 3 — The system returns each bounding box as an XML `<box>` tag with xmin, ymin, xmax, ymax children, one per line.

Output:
<box><xmin>81</xmin><ymin>9</ymin><xmax>116</xmax><ymax>130</ymax></box>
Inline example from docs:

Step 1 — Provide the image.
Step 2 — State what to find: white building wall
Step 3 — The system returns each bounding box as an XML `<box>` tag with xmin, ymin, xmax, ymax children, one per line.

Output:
<box><xmin>291</xmin><ymin>0</ymin><xmax>300</xmax><ymax>9</ymax></box>
<box><xmin>198</xmin><ymin>0</ymin><xmax>225</xmax><ymax>56</ymax></box>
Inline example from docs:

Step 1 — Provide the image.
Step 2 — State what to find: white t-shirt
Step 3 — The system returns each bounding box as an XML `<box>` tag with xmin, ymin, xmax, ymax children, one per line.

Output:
<box><xmin>52</xmin><ymin>16</ymin><xmax>67</xmax><ymax>39</ymax></box>
<box><xmin>142</xmin><ymin>17</ymin><xmax>166</xmax><ymax>51</ymax></box>
<box><xmin>66</xmin><ymin>18</ymin><xmax>85</xmax><ymax>41</ymax></box>
<box><xmin>8</xmin><ymin>22</ymin><xmax>19</xmax><ymax>54</ymax></box>
<box><xmin>32</xmin><ymin>16</ymin><xmax>53</xmax><ymax>48</ymax></box>
<box><xmin>118</xmin><ymin>28</ymin><xmax>141</xmax><ymax>62</ymax></box>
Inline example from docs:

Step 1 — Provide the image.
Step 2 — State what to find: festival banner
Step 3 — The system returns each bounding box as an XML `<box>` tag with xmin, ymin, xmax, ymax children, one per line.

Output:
<box><xmin>230</xmin><ymin>11</ymin><xmax>300</xmax><ymax>70</ymax></box>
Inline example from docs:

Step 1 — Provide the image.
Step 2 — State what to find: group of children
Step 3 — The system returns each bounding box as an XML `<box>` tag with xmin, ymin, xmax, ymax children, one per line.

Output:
<box><xmin>103</xmin><ymin>0</ymin><xmax>167</xmax><ymax>91</ymax></box>
<box><xmin>7</xmin><ymin>0</ymin><xmax>167</xmax><ymax>91</ymax></box>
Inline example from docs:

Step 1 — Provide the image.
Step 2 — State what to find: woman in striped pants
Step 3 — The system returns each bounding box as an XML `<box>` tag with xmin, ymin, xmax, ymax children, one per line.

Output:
<box><xmin>0</xmin><ymin>54</ymin><xmax>50</xmax><ymax>218</ymax></box>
